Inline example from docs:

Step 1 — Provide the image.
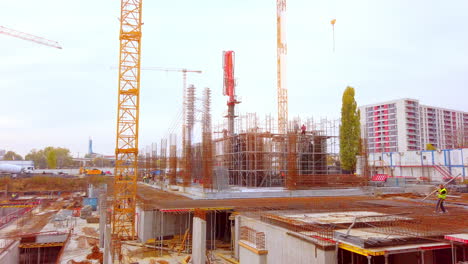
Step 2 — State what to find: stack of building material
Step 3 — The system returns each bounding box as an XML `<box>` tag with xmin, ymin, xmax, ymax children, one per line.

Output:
<box><xmin>80</xmin><ymin>205</ymin><xmax>92</xmax><ymax>219</ymax></box>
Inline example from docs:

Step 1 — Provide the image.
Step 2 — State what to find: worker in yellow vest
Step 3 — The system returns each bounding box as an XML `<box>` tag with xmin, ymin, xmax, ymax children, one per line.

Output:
<box><xmin>435</xmin><ymin>184</ymin><xmax>447</xmax><ymax>213</ymax></box>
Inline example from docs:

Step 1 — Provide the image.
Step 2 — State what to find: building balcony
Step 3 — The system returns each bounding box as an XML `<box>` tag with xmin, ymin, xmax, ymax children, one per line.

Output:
<box><xmin>406</xmin><ymin>120</ymin><xmax>418</xmax><ymax>125</ymax></box>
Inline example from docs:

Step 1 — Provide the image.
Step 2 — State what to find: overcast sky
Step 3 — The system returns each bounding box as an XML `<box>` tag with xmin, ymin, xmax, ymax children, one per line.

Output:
<box><xmin>1</xmin><ymin>0</ymin><xmax>467</xmax><ymax>157</ymax></box>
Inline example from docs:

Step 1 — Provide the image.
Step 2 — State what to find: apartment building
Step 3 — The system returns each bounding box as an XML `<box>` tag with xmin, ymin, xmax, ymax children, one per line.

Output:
<box><xmin>360</xmin><ymin>98</ymin><xmax>468</xmax><ymax>153</ymax></box>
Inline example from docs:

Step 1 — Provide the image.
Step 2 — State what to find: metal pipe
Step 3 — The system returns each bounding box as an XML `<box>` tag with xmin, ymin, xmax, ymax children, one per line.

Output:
<box><xmin>335</xmin><ymin>242</ymin><xmax>339</xmax><ymax>263</ymax></box>
<box><xmin>160</xmin><ymin>211</ymin><xmax>163</xmax><ymax>256</ymax></box>
<box><xmin>451</xmin><ymin>241</ymin><xmax>455</xmax><ymax>264</ymax></box>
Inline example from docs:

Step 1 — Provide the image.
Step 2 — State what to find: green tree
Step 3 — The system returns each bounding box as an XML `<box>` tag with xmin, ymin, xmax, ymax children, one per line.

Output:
<box><xmin>3</xmin><ymin>151</ymin><xmax>23</xmax><ymax>161</ymax></box>
<box><xmin>26</xmin><ymin>147</ymin><xmax>74</xmax><ymax>169</ymax></box>
<box><xmin>54</xmin><ymin>147</ymin><xmax>74</xmax><ymax>168</ymax></box>
<box><xmin>46</xmin><ymin>149</ymin><xmax>57</xmax><ymax>169</ymax></box>
<box><xmin>339</xmin><ymin>86</ymin><xmax>361</xmax><ymax>172</ymax></box>
<box><xmin>25</xmin><ymin>149</ymin><xmax>47</xmax><ymax>169</ymax></box>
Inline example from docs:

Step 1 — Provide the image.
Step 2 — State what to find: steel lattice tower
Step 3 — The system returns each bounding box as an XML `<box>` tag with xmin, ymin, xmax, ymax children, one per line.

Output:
<box><xmin>277</xmin><ymin>0</ymin><xmax>288</xmax><ymax>134</ymax></box>
<box><xmin>112</xmin><ymin>0</ymin><xmax>143</xmax><ymax>240</ymax></box>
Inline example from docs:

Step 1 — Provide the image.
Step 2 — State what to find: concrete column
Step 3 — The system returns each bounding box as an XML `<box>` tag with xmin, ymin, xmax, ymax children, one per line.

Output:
<box><xmin>421</xmin><ymin>251</ymin><xmax>424</xmax><ymax>264</ymax></box>
<box><xmin>367</xmin><ymin>255</ymin><xmax>372</xmax><ymax>264</ymax></box>
<box><xmin>0</xmin><ymin>240</ymin><xmax>20</xmax><ymax>264</ymax></box>
<box><xmin>451</xmin><ymin>241</ymin><xmax>456</xmax><ymax>264</ymax></box>
<box><xmin>335</xmin><ymin>242</ymin><xmax>339</xmax><ymax>263</ymax></box>
<box><xmin>88</xmin><ymin>184</ymin><xmax>94</xmax><ymax>198</ymax></box>
<box><xmin>103</xmin><ymin>224</ymin><xmax>111</xmax><ymax>264</ymax></box>
<box><xmin>234</xmin><ymin>215</ymin><xmax>241</xmax><ymax>259</ymax></box>
<box><xmin>192</xmin><ymin>217</ymin><xmax>206</xmax><ymax>264</ymax></box>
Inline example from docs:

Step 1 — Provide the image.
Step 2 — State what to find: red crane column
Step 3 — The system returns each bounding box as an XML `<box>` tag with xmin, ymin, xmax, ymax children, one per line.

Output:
<box><xmin>223</xmin><ymin>50</ymin><xmax>239</xmax><ymax>136</ymax></box>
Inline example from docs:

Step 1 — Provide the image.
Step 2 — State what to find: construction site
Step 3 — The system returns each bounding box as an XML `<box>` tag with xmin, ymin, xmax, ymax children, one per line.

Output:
<box><xmin>1</xmin><ymin>0</ymin><xmax>468</xmax><ymax>264</ymax></box>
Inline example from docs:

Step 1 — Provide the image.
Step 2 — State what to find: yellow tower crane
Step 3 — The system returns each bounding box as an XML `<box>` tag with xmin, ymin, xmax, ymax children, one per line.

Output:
<box><xmin>276</xmin><ymin>0</ymin><xmax>288</xmax><ymax>134</ymax></box>
<box><xmin>113</xmin><ymin>0</ymin><xmax>143</xmax><ymax>241</ymax></box>
<box><xmin>0</xmin><ymin>26</ymin><xmax>62</xmax><ymax>49</ymax></box>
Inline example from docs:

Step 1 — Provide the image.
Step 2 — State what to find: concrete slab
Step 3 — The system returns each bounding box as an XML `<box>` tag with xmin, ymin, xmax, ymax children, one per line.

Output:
<box><xmin>340</xmin><ymin>240</ymin><xmax>451</xmax><ymax>256</ymax></box>
<box><xmin>445</xmin><ymin>233</ymin><xmax>468</xmax><ymax>244</ymax></box>
<box><xmin>164</xmin><ymin>185</ymin><xmax>367</xmax><ymax>200</ymax></box>
<box><xmin>277</xmin><ymin>211</ymin><xmax>410</xmax><ymax>225</ymax></box>
<box><xmin>141</xmin><ymin>182</ymin><xmax>371</xmax><ymax>200</ymax></box>
<box><xmin>334</xmin><ymin>227</ymin><xmax>433</xmax><ymax>248</ymax></box>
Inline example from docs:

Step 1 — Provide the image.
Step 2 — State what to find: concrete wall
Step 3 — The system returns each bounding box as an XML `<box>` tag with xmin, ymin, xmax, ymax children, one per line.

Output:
<box><xmin>239</xmin><ymin>243</ymin><xmax>267</xmax><ymax>264</ymax></box>
<box><xmin>136</xmin><ymin>207</ymin><xmax>190</xmax><ymax>243</ymax></box>
<box><xmin>136</xmin><ymin>207</ymin><xmax>154</xmax><ymax>243</ymax></box>
<box><xmin>36</xmin><ymin>234</ymin><xmax>68</xmax><ymax>243</ymax></box>
<box><xmin>0</xmin><ymin>240</ymin><xmax>19</xmax><ymax>264</ymax></box>
<box><xmin>238</xmin><ymin>216</ymin><xmax>336</xmax><ymax>264</ymax></box>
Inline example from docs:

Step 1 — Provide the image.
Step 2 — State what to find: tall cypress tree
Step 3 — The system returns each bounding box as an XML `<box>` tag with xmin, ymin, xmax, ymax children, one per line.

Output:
<box><xmin>339</xmin><ymin>86</ymin><xmax>361</xmax><ymax>172</ymax></box>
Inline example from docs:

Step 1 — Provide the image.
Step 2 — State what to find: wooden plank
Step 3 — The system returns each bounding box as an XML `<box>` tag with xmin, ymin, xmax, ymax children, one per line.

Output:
<box><xmin>177</xmin><ymin>228</ymin><xmax>190</xmax><ymax>255</ymax></box>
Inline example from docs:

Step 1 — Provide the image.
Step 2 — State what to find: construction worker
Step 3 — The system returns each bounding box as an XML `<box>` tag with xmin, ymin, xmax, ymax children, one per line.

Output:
<box><xmin>301</xmin><ymin>124</ymin><xmax>306</xmax><ymax>135</ymax></box>
<box><xmin>435</xmin><ymin>184</ymin><xmax>447</xmax><ymax>213</ymax></box>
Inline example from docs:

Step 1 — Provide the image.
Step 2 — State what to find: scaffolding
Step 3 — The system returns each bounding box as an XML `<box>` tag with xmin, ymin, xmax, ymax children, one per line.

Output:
<box><xmin>153</xmin><ymin>83</ymin><xmax>358</xmax><ymax>190</ymax></box>
<box><xmin>211</xmin><ymin>114</ymin><xmax>350</xmax><ymax>189</ymax></box>
<box><xmin>202</xmin><ymin>88</ymin><xmax>214</xmax><ymax>190</ymax></box>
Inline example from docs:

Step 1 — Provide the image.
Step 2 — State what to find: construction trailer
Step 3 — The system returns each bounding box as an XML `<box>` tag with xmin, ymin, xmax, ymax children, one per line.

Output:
<box><xmin>360</xmin><ymin>148</ymin><xmax>468</xmax><ymax>182</ymax></box>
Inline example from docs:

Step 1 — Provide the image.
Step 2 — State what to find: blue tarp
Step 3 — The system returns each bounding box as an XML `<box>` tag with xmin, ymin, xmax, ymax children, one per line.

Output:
<box><xmin>83</xmin><ymin>198</ymin><xmax>98</xmax><ymax>211</ymax></box>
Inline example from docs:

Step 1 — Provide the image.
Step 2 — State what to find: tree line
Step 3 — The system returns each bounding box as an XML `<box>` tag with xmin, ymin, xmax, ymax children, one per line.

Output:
<box><xmin>25</xmin><ymin>147</ymin><xmax>74</xmax><ymax>169</ymax></box>
<box><xmin>2</xmin><ymin>147</ymin><xmax>115</xmax><ymax>169</ymax></box>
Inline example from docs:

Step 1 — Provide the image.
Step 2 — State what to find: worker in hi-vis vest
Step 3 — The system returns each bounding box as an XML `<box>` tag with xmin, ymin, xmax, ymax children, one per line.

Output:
<box><xmin>435</xmin><ymin>184</ymin><xmax>447</xmax><ymax>213</ymax></box>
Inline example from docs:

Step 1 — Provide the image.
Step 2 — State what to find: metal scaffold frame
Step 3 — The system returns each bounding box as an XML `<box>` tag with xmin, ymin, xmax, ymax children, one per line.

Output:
<box><xmin>276</xmin><ymin>0</ymin><xmax>288</xmax><ymax>134</ymax></box>
<box><xmin>211</xmin><ymin>114</ymin><xmax>352</xmax><ymax>189</ymax></box>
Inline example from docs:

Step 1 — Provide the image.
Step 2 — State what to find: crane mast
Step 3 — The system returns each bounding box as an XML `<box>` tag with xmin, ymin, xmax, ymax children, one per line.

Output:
<box><xmin>277</xmin><ymin>0</ymin><xmax>288</xmax><ymax>134</ymax></box>
<box><xmin>223</xmin><ymin>50</ymin><xmax>238</xmax><ymax>136</ymax></box>
<box><xmin>112</xmin><ymin>0</ymin><xmax>143</xmax><ymax>240</ymax></box>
